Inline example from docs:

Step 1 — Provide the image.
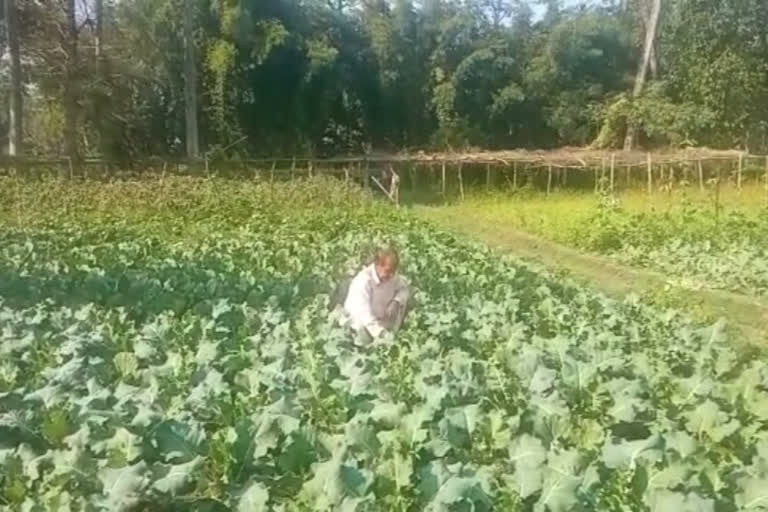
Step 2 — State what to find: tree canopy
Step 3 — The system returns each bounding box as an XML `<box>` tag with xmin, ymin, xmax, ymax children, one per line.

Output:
<box><xmin>3</xmin><ymin>0</ymin><xmax>768</xmax><ymax>158</ymax></box>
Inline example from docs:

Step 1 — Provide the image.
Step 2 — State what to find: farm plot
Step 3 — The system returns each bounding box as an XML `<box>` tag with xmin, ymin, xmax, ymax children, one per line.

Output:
<box><xmin>418</xmin><ymin>189</ymin><xmax>768</xmax><ymax>299</ymax></box>
<box><xmin>1</xmin><ymin>178</ymin><xmax>767</xmax><ymax>511</ymax></box>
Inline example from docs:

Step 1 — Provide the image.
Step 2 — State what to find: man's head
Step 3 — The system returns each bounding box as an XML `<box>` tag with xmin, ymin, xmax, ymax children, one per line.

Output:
<box><xmin>373</xmin><ymin>247</ymin><xmax>399</xmax><ymax>282</ymax></box>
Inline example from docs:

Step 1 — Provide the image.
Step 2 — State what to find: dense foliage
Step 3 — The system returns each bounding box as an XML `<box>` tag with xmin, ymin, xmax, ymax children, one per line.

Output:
<box><xmin>1</xmin><ymin>178</ymin><xmax>767</xmax><ymax>511</ymax></box>
<box><xmin>577</xmin><ymin>205</ymin><xmax>768</xmax><ymax>298</ymax></box>
<box><xmin>5</xmin><ymin>0</ymin><xmax>768</xmax><ymax>157</ymax></box>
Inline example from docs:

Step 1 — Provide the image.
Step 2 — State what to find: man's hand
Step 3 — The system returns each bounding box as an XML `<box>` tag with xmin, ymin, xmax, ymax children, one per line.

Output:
<box><xmin>385</xmin><ymin>300</ymin><xmax>402</xmax><ymax>322</ymax></box>
<box><xmin>366</xmin><ymin>321</ymin><xmax>385</xmax><ymax>338</ymax></box>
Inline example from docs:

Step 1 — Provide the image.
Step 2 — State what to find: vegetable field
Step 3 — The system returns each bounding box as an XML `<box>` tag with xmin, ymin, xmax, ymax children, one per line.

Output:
<box><xmin>1</xmin><ymin>178</ymin><xmax>767</xmax><ymax>511</ymax></box>
<box><xmin>419</xmin><ymin>188</ymin><xmax>768</xmax><ymax>299</ymax></box>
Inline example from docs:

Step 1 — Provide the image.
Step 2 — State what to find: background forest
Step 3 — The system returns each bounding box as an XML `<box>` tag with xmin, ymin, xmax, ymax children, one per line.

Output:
<box><xmin>2</xmin><ymin>0</ymin><xmax>768</xmax><ymax>159</ymax></box>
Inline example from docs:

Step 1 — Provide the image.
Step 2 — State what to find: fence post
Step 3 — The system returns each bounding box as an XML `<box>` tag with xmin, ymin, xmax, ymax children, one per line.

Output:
<box><xmin>698</xmin><ymin>160</ymin><xmax>704</xmax><ymax>192</ymax></box>
<box><xmin>441</xmin><ymin>161</ymin><xmax>446</xmax><ymax>196</ymax></box>
<box><xmin>486</xmin><ymin>163</ymin><xmax>491</xmax><ymax>191</ymax></box>
<box><xmin>513</xmin><ymin>161</ymin><xmax>517</xmax><ymax>189</ymax></box>
<box><xmin>647</xmin><ymin>153</ymin><xmax>652</xmax><ymax>196</ymax></box>
<box><xmin>737</xmin><ymin>152</ymin><xmax>743</xmax><ymax>192</ymax></box>
<box><xmin>547</xmin><ymin>164</ymin><xmax>553</xmax><ymax>196</ymax></box>
<box><xmin>764</xmin><ymin>155</ymin><xmax>768</xmax><ymax>208</ymax></box>
<box><xmin>457</xmin><ymin>162</ymin><xmax>465</xmax><ymax>200</ymax></box>
<box><xmin>594</xmin><ymin>164</ymin><xmax>599</xmax><ymax>193</ymax></box>
<box><xmin>610</xmin><ymin>153</ymin><xmax>615</xmax><ymax>192</ymax></box>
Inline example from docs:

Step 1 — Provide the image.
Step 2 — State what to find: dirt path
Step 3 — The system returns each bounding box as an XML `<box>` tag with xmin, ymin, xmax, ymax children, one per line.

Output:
<box><xmin>417</xmin><ymin>207</ymin><xmax>768</xmax><ymax>347</ymax></box>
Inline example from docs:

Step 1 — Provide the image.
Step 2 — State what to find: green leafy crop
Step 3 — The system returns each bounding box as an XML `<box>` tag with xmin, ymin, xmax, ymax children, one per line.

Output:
<box><xmin>0</xmin><ymin>178</ymin><xmax>765</xmax><ymax>511</ymax></box>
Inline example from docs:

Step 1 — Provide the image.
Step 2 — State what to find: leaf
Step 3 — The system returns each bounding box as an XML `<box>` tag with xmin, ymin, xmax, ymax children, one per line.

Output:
<box><xmin>237</xmin><ymin>481</ymin><xmax>269</xmax><ymax>512</ymax></box>
<box><xmin>440</xmin><ymin>403</ymin><xmax>482</xmax><ymax>449</ymax></box>
<box><xmin>418</xmin><ymin>459</ymin><xmax>451</xmax><ymax>501</ymax></box>
<box><xmin>277</xmin><ymin>430</ymin><xmax>317</xmax><ymax>475</ymax></box>
<box><xmin>153</xmin><ymin>456</ymin><xmax>204</xmax><ymax>495</ymax></box>
<box><xmin>188</xmin><ymin>369</ymin><xmax>229</xmax><ymax>407</ymax></box>
<box><xmin>195</xmin><ymin>339</ymin><xmax>220</xmax><ymax>366</ymax></box>
<box><xmin>684</xmin><ymin>400</ymin><xmax>740</xmax><ymax>442</ymax></box>
<box><xmin>736</xmin><ymin>476</ymin><xmax>768</xmax><ymax>510</ymax></box>
<box><xmin>602</xmin><ymin>435</ymin><xmax>663</xmax><ymax>470</ymax></box>
<box><xmin>649</xmin><ymin>490</ymin><xmax>715</xmax><ymax>512</ymax></box>
<box><xmin>664</xmin><ymin>431</ymin><xmax>697</xmax><ymax>459</ymax></box>
<box><xmin>97</xmin><ymin>461</ymin><xmax>149</xmax><ymax>512</ymax></box>
<box><xmin>92</xmin><ymin>427</ymin><xmax>142</xmax><ymax>463</ymax></box>
<box><xmin>150</xmin><ymin>420</ymin><xmax>205</xmax><ymax>463</ymax></box>
<box><xmin>376</xmin><ymin>445</ymin><xmax>413</xmax><ymax>491</ymax></box>
<box><xmin>302</xmin><ymin>448</ymin><xmax>371</xmax><ymax>508</ymax></box>
<box><xmin>604</xmin><ymin>378</ymin><xmax>649</xmax><ymax>422</ymax></box>
<box><xmin>508</xmin><ymin>434</ymin><xmax>548</xmax><ymax>498</ymax></box>
<box><xmin>427</xmin><ymin>476</ymin><xmax>493</xmax><ymax>511</ymax></box>
<box><xmin>529</xmin><ymin>366</ymin><xmax>557</xmax><ymax>394</ymax></box>
<box><xmin>534</xmin><ymin>449</ymin><xmax>584</xmax><ymax>512</ymax></box>
<box><xmin>114</xmin><ymin>352</ymin><xmax>138</xmax><ymax>378</ymax></box>
<box><xmin>368</xmin><ymin>401</ymin><xmax>406</xmax><ymax>429</ymax></box>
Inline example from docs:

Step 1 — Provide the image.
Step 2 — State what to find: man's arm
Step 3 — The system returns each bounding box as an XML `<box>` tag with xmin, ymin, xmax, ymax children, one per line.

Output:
<box><xmin>392</xmin><ymin>275</ymin><xmax>411</xmax><ymax>306</ymax></box>
<box><xmin>343</xmin><ymin>271</ymin><xmax>385</xmax><ymax>337</ymax></box>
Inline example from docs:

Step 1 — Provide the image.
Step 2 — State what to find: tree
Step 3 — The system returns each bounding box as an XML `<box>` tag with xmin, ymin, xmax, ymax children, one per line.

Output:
<box><xmin>5</xmin><ymin>0</ymin><xmax>22</xmax><ymax>155</ymax></box>
<box><xmin>183</xmin><ymin>0</ymin><xmax>199</xmax><ymax>158</ymax></box>
<box><xmin>62</xmin><ymin>0</ymin><xmax>79</xmax><ymax>160</ymax></box>
<box><xmin>623</xmin><ymin>0</ymin><xmax>660</xmax><ymax>149</ymax></box>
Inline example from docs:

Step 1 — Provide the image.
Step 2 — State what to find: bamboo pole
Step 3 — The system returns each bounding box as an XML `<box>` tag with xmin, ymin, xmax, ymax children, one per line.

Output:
<box><xmin>698</xmin><ymin>160</ymin><xmax>704</xmax><ymax>192</ymax></box>
<box><xmin>457</xmin><ymin>163</ymin><xmax>465</xmax><ymax>201</ymax></box>
<box><xmin>513</xmin><ymin>162</ymin><xmax>517</xmax><ymax>189</ymax></box>
<box><xmin>669</xmin><ymin>165</ymin><xmax>675</xmax><ymax>197</ymax></box>
<box><xmin>737</xmin><ymin>153</ymin><xmax>743</xmax><ymax>192</ymax></box>
<box><xmin>660</xmin><ymin>164</ymin><xmax>665</xmax><ymax>189</ymax></box>
<box><xmin>547</xmin><ymin>164</ymin><xmax>553</xmax><ymax>196</ymax></box>
<box><xmin>594</xmin><ymin>165</ymin><xmax>599</xmax><ymax>193</ymax></box>
<box><xmin>389</xmin><ymin>165</ymin><xmax>401</xmax><ymax>207</ymax></box>
<box><xmin>610</xmin><ymin>153</ymin><xmax>615</xmax><ymax>192</ymax></box>
<box><xmin>647</xmin><ymin>153</ymin><xmax>652</xmax><ymax>196</ymax></box>
<box><xmin>764</xmin><ymin>156</ymin><xmax>768</xmax><ymax>208</ymax></box>
<box><xmin>441</xmin><ymin>161</ymin><xmax>446</xmax><ymax>196</ymax></box>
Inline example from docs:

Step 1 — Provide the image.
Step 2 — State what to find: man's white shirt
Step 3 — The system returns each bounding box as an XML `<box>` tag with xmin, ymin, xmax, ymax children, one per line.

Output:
<box><xmin>343</xmin><ymin>264</ymin><xmax>386</xmax><ymax>337</ymax></box>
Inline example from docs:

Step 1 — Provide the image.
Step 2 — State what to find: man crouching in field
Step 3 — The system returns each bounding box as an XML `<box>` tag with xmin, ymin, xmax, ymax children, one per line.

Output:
<box><xmin>333</xmin><ymin>248</ymin><xmax>410</xmax><ymax>344</ymax></box>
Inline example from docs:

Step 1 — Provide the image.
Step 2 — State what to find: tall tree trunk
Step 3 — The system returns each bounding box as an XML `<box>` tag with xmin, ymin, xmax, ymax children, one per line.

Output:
<box><xmin>63</xmin><ymin>0</ymin><xmax>79</xmax><ymax>160</ymax></box>
<box><xmin>6</xmin><ymin>0</ymin><xmax>22</xmax><ymax>155</ymax></box>
<box><xmin>95</xmin><ymin>0</ymin><xmax>103</xmax><ymax>61</ymax></box>
<box><xmin>624</xmin><ymin>0</ymin><xmax>661</xmax><ymax>150</ymax></box>
<box><xmin>184</xmin><ymin>0</ymin><xmax>200</xmax><ymax>159</ymax></box>
<box><xmin>94</xmin><ymin>0</ymin><xmax>112</xmax><ymax>156</ymax></box>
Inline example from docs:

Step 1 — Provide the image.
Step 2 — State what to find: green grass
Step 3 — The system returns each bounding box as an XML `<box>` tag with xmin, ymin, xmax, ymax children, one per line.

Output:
<box><xmin>414</xmin><ymin>183</ymin><xmax>768</xmax><ymax>247</ymax></box>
